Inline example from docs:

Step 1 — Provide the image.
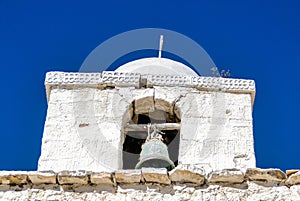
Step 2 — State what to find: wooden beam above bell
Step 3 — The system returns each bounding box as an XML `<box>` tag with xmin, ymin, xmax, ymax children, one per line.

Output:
<box><xmin>124</xmin><ymin>123</ymin><xmax>181</xmax><ymax>133</ymax></box>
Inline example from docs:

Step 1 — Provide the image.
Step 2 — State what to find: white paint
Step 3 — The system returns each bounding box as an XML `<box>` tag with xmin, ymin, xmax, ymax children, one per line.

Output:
<box><xmin>115</xmin><ymin>57</ymin><xmax>198</xmax><ymax>76</ymax></box>
<box><xmin>38</xmin><ymin>85</ymin><xmax>255</xmax><ymax>172</ymax></box>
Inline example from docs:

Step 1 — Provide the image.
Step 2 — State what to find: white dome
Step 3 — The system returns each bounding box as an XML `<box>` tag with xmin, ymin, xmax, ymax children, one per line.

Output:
<box><xmin>115</xmin><ymin>57</ymin><xmax>198</xmax><ymax>76</ymax></box>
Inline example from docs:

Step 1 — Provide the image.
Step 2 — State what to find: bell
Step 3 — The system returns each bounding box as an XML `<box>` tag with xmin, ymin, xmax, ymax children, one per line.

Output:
<box><xmin>135</xmin><ymin>139</ymin><xmax>175</xmax><ymax>171</ymax></box>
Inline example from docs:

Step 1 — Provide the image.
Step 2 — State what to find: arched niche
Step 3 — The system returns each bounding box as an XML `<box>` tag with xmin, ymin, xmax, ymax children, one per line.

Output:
<box><xmin>122</xmin><ymin>98</ymin><xmax>181</xmax><ymax>169</ymax></box>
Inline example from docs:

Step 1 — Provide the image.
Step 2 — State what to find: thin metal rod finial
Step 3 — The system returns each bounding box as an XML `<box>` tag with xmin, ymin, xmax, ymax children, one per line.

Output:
<box><xmin>158</xmin><ymin>35</ymin><xmax>164</xmax><ymax>58</ymax></box>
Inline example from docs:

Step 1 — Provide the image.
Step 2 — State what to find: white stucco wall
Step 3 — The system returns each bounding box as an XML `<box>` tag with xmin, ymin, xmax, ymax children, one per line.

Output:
<box><xmin>38</xmin><ymin>84</ymin><xmax>255</xmax><ymax>172</ymax></box>
<box><xmin>177</xmin><ymin>91</ymin><xmax>255</xmax><ymax>171</ymax></box>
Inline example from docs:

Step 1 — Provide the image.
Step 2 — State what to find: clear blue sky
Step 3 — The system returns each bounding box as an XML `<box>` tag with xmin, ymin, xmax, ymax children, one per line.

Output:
<box><xmin>0</xmin><ymin>0</ymin><xmax>299</xmax><ymax>171</ymax></box>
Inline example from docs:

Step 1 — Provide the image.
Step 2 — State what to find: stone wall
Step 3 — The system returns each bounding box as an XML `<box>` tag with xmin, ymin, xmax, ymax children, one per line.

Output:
<box><xmin>38</xmin><ymin>71</ymin><xmax>256</xmax><ymax>172</ymax></box>
<box><xmin>1</xmin><ymin>167</ymin><xmax>300</xmax><ymax>200</ymax></box>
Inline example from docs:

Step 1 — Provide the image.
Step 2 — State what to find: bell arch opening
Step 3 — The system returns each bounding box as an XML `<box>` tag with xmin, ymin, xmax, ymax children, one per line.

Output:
<box><xmin>122</xmin><ymin>98</ymin><xmax>181</xmax><ymax>170</ymax></box>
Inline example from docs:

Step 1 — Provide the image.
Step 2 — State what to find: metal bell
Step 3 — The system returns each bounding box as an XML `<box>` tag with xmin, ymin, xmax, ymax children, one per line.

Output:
<box><xmin>135</xmin><ymin>139</ymin><xmax>175</xmax><ymax>171</ymax></box>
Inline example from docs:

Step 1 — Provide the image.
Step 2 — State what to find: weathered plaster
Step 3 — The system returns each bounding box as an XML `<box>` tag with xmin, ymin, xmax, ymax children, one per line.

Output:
<box><xmin>39</xmin><ymin>71</ymin><xmax>256</xmax><ymax>173</ymax></box>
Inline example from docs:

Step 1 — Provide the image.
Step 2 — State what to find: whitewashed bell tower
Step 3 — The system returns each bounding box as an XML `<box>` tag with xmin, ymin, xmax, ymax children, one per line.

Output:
<box><xmin>38</xmin><ymin>56</ymin><xmax>256</xmax><ymax>173</ymax></box>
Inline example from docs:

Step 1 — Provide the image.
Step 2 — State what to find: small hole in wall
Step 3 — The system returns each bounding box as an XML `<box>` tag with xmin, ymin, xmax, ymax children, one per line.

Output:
<box><xmin>79</xmin><ymin>123</ymin><xmax>89</xmax><ymax>128</ymax></box>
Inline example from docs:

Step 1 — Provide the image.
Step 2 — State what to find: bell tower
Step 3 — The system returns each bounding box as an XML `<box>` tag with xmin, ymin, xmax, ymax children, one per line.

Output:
<box><xmin>38</xmin><ymin>57</ymin><xmax>256</xmax><ymax>173</ymax></box>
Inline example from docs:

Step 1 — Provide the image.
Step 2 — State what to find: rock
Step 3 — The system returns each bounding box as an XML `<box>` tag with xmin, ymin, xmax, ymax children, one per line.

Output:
<box><xmin>169</xmin><ymin>164</ymin><xmax>205</xmax><ymax>184</ymax></box>
<box><xmin>28</xmin><ymin>171</ymin><xmax>56</xmax><ymax>184</ymax></box>
<box><xmin>286</xmin><ymin>169</ymin><xmax>300</xmax><ymax>177</ymax></box>
<box><xmin>57</xmin><ymin>170</ymin><xmax>89</xmax><ymax>184</ymax></box>
<box><xmin>90</xmin><ymin>172</ymin><xmax>114</xmax><ymax>185</ymax></box>
<box><xmin>0</xmin><ymin>171</ymin><xmax>28</xmax><ymax>185</ymax></box>
<box><xmin>133</xmin><ymin>89</ymin><xmax>155</xmax><ymax>114</ymax></box>
<box><xmin>0</xmin><ymin>184</ymin><xmax>10</xmax><ymax>191</ymax></box>
<box><xmin>134</xmin><ymin>97</ymin><xmax>155</xmax><ymax>114</ymax></box>
<box><xmin>115</xmin><ymin>169</ymin><xmax>141</xmax><ymax>183</ymax></box>
<box><xmin>246</xmin><ymin>168</ymin><xmax>286</xmax><ymax>183</ymax></box>
<box><xmin>208</xmin><ymin>169</ymin><xmax>244</xmax><ymax>184</ymax></box>
<box><xmin>286</xmin><ymin>171</ymin><xmax>300</xmax><ymax>186</ymax></box>
<box><xmin>141</xmin><ymin>168</ymin><xmax>170</xmax><ymax>185</ymax></box>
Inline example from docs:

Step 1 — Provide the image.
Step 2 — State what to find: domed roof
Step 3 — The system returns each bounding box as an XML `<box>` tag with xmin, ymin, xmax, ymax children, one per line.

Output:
<box><xmin>115</xmin><ymin>57</ymin><xmax>198</xmax><ymax>76</ymax></box>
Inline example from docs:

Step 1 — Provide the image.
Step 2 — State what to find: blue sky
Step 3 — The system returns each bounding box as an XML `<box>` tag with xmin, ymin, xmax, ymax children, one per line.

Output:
<box><xmin>0</xmin><ymin>0</ymin><xmax>299</xmax><ymax>171</ymax></box>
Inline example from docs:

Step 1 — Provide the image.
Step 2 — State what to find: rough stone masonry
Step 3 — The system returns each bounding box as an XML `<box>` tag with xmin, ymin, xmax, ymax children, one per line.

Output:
<box><xmin>1</xmin><ymin>167</ymin><xmax>300</xmax><ymax>200</ymax></box>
